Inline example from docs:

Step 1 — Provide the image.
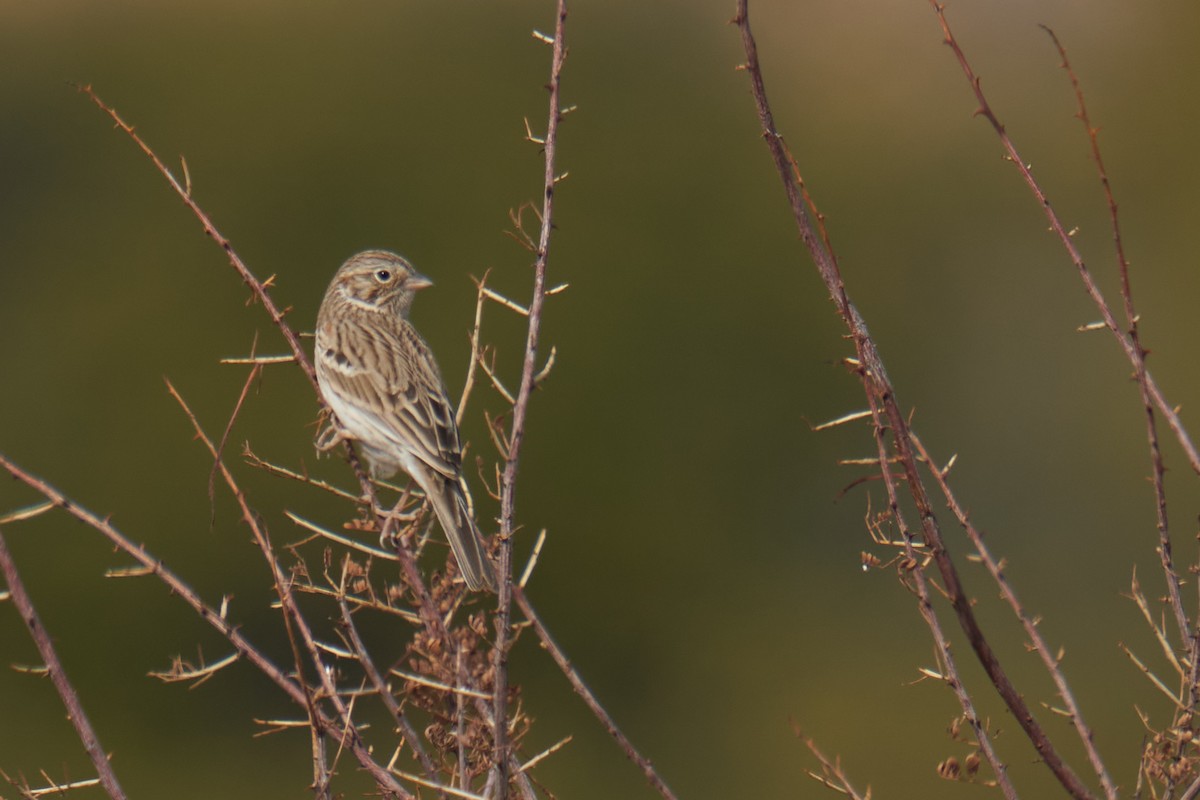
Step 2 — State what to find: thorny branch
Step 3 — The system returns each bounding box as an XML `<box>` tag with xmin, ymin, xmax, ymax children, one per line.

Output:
<box><xmin>0</xmin><ymin>452</ymin><xmax>413</xmax><ymax>798</ymax></box>
<box><xmin>861</xmin><ymin>390</ymin><xmax>1015</xmax><ymax>799</ymax></box>
<box><xmin>926</xmin><ymin>4</ymin><xmax>1200</xmax><ymax>478</ymax></box>
<box><xmin>734</xmin><ymin>1</ymin><xmax>1105</xmax><ymax>798</ymax></box>
<box><xmin>1040</xmin><ymin>22</ymin><xmax>1189</xmax><ymax>660</ymax></box>
<box><xmin>910</xmin><ymin>432</ymin><xmax>1114</xmax><ymax>796</ymax></box>
<box><xmin>493</xmin><ymin>1</ymin><xmax>567</xmax><ymax>794</ymax></box>
<box><xmin>1038</xmin><ymin>19</ymin><xmax>1198</xmax><ymax>795</ymax></box>
<box><xmin>511</xmin><ymin>587</ymin><xmax>682</xmax><ymax>800</ymax></box>
<box><xmin>75</xmin><ymin>84</ymin><xmax>319</xmax><ymax>395</ymax></box>
<box><xmin>0</xmin><ymin>530</ymin><xmax>128</xmax><ymax>800</ymax></box>
<box><xmin>169</xmin><ymin>379</ymin><xmax>416</xmax><ymax>800</ymax></box>
<box><xmin>935</xmin><ymin>5</ymin><xmax>1200</xmax><ymax>793</ymax></box>
<box><xmin>73</xmin><ymin>72</ymin><xmax>561</xmax><ymax>800</ymax></box>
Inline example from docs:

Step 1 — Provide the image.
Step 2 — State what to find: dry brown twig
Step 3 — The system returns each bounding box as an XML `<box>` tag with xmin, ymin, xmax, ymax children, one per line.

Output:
<box><xmin>0</xmin><ymin>451</ymin><xmax>419</xmax><ymax>798</ymax></box>
<box><xmin>728</xmin><ymin>1</ymin><xmax>1172</xmax><ymax>798</ymax></box>
<box><xmin>733</xmin><ymin>0</ymin><xmax>1034</xmax><ymax>795</ymax></box>
<box><xmin>166</xmin><ymin>379</ymin><xmax>417</xmax><ymax>800</ymax></box>
<box><xmin>934</xmin><ymin>6</ymin><xmax>1200</xmax><ymax>795</ymax></box>
<box><xmin>789</xmin><ymin>718</ymin><xmax>869</xmax><ymax>800</ymax></box>
<box><xmin>0</xmin><ymin>527</ymin><xmax>128</xmax><ymax>800</ymax></box>
<box><xmin>927</xmin><ymin>5</ymin><xmax>1200</xmax><ymax>477</ymax></box>
<box><xmin>8</xmin><ymin>5</ymin><xmax>681</xmax><ymax>799</ymax></box>
<box><xmin>733</xmin><ymin>0</ymin><xmax>1200</xmax><ymax>796</ymax></box>
<box><xmin>491</xmin><ymin>1</ymin><xmax>569</xmax><ymax>791</ymax></box>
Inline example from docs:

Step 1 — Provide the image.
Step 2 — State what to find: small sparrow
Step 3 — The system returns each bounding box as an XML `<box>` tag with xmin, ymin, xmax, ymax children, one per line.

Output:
<box><xmin>315</xmin><ymin>250</ymin><xmax>496</xmax><ymax>592</ymax></box>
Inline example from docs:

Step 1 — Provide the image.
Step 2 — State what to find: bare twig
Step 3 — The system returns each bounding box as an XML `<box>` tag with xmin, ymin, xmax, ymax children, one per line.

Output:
<box><xmin>75</xmin><ymin>85</ymin><xmax>319</xmax><ymax>395</ymax></box>
<box><xmin>165</xmin><ymin>380</ymin><xmax>416</xmax><ymax>800</ymax></box>
<box><xmin>311</xmin><ymin>722</ymin><xmax>333</xmax><ymax>800</ymax></box>
<box><xmin>734</xmin><ymin>1</ymin><xmax>1097</xmax><ymax>797</ymax></box>
<box><xmin>1041</xmin><ymin>23</ymin><xmax>1189</xmax><ymax>659</ymax></box>
<box><xmin>512</xmin><ymin>587</ymin><xmax>681</xmax><ymax>800</ymax></box>
<box><xmin>0</xmin><ymin>530</ymin><xmax>128</xmax><ymax>800</ymax></box>
<box><xmin>0</xmin><ymin>452</ymin><xmax>309</xmax><ymax>706</ymax></box>
<box><xmin>208</xmin><ymin>359</ymin><xmax>262</xmax><ymax>515</ymax></box>
<box><xmin>789</xmin><ymin>719</ymin><xmax>869</xmax><ymax>800</ymax></box>
<box><xmin>911</xmin><ymin>432</ymin><xmax>1117</xmax><ymax>796</ymax></box>
<box><xmin>336</xmin><ymin>587</ymin><xmax>444</xmax><ymax>796</ymax></box>
<box><xmin>492</xmin><ymin>3</ymin><xmax>568</xmax><ymax>795</ymax></box>
<box><xmin>458</xmin><ymin>272</ymin><xmax>492</xmax><ymax>428</ymax></box>
<box><xmin>862</xmin><ymin>390</ymin><xmax>1015</xmax><ymax>799</ymax></box>
<box><xmin>925</xmin><ymin>5</ymin><xmax>1200</xmax><ymax>478</ymax></box>
<box><xmin>243</xmin><ymin>448</ymin><xmax>363</xmax><ymax>503</ymax></box>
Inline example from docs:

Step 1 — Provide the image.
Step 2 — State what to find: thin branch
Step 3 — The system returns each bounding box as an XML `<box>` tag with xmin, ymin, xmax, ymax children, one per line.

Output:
<box><xmin>0</xmin><ymin>530</ymin><xmax>128</xmax><ymax>800</ymax></box>
<box><xmin>790</xmin><ymin>719</ymin><xmax>869</xmax><ymax>800</ymax></box>
<box><xmin>493</xmin><ymin>3</ymin><xmax>568</xmax><ymax>795</ymax></box>
<box><xmin>164</xmin><ymin>380</ymin><xmax>415</xmax><ymax>800</ymax></box>
<box><xmin>862</xmin><ymin>389</ymin><xmax>1015</xmax><ymax>799</ymax></box>
<box><xmin>75</xmin><ymin>84</ymin><xmax>319</xmax><ymax>395</ymax></box>
<box><xmin>208</xmin><ymin>358</ymin><xmax>261</xmax><ymax>516</ymax></box>
<box><xmin>337</xmin><ymin>587</ymin><xmax>444</xmax><ymax>796</ymax></box>
<box><xmin>734</xmin><ymin>1</ymin><xmax>1095</xmax><ymax>797</ymax></box>
<box><xmin>458</xmin><ymin>272</ymin><xmax>492</xmax><ymax>428</ymax></box>
<box><xmin>912</xmin><ymin>433</ymin><xmax>1117</xmax><ymax>796</ymax></box>
<box><xmin>311</xmin><ymin>722</ymin><xmax>333</xmax><ymax>800</ymax></box>
<box><xmin>925</xmin><ymin>6</ymin><xmax>1200</xmax><ymax>477</ymax></box>
<box><xmin>243</xmin><ymin>447</ymin><xmax>363</xmax><ymax>503</ymax></box>
<box><xmin>0</xmin><ymin>451</ymin><xmax>307</xmax><ymax>705</ymax></box>
<box><xmin>1041</xmin><ymin>23</ymin><xmax>1188</xmax><ymax>651</ymax></box>
<box><xmin>518</xmin><ymin>735</ymin><xmax>572</xmax><ymax>774</ymax></box>
<box><xmin>513</xmin><ymin>587</ymin><xmax>681</xmax><ymax>800</ymax></box>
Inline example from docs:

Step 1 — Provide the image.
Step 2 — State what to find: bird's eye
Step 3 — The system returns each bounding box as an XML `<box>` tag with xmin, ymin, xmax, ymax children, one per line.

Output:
<box><xmin>374</xmin><ymin>269</ymin><xmax>393</xmax><ymax>283</ymax></box>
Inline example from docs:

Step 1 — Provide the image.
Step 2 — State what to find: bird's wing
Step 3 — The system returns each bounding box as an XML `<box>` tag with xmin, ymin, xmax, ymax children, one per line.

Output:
<box><xmin>319</xmin><ymin>315</ymin><xmax>462</xmax><ymax>480</ymax></box>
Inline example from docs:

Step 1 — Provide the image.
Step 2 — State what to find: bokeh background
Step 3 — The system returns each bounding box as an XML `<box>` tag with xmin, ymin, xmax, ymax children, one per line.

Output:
<box><xmin>3</xmin><ymin>0</ymin><xmax>1200</xmax><ymax>797</ymax></box>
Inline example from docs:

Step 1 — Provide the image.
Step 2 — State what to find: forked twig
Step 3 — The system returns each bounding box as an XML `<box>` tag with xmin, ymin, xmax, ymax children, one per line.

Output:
<box><xmin>1040</xmin><ymin>22</ymin><xmax>1189</xmax><ymax>664</ymax></box>
<box><xmin>165</xmin><ymin>380</ymin><xmax>416</xmax><ymax>800</ymax></box>
<box><xmin>789</xmin><ymin>718</ymin><xmax>868</xmax><ymax>800</ymax></box>
<box><xmin>911</xmin><ymin>432</ymin><xmax>1115</xmax><ymax>795</ymax></box>
<box><xmin>926</xmin><ymin>4</ymin><xmax>1200</xmax><ymax>479</ymax></box>
<box><xmin>0</xmin><ymin>451</ymin><xmax>412</xmax><ymax>797</ymax></box>
<box><xmin>734</xmin><ymin>1</ymin><xmax>1097</xmax><ymax>797</ymax></box>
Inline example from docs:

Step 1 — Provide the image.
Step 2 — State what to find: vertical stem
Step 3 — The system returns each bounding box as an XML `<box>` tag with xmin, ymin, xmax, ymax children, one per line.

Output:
<box><xmin>492</xmin><ymin>2</ymin><xmax>568</xmax><ymax>795</ymax></box>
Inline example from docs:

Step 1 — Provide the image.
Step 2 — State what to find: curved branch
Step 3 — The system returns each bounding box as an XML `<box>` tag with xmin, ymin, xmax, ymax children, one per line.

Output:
<box><xmin>734</xmin><ymin>2</ymin><xmax>1099</xmax><ymax>797</ymax></box>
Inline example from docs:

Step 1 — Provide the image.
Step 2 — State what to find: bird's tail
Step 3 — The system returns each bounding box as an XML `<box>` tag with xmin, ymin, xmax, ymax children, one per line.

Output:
<box><xmin>429</xmin><ymin>477</ymin><xmax>497</xmax><ymax>592</ymax></box>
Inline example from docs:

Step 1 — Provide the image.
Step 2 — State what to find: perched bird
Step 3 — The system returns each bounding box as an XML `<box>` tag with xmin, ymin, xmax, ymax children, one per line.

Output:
<box><xmin>315</xmin><ymin>250</ymin><xmax>496</xmax><ymax>592</ymax></box>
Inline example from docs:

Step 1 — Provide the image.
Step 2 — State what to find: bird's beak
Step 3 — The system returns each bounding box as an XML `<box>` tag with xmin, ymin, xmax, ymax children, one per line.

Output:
<box><xmin>408</xmin><ymin>272</ymin><xmax>434</xmax><ymax>291</ymax></box>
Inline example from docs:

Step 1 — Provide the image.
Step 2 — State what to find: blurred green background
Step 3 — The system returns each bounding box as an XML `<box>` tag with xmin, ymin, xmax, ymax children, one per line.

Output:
<box><xmin>3</xmin><ymin>0</ymin><xmax>1200</xmax><ymax>797</ymax></box>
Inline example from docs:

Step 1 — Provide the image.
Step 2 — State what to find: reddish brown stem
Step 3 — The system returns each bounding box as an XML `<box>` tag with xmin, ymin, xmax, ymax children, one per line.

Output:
<box><xmin>0</xmin><ymin>530</ymin><xmax>129</xmax><ymax>800</ymax></box>
<box><xmin>735</xmin><ymin>1</ymin><xmax>1097</xmax><ymax>797</ymax></box>
<box><xmin>493</xmin><ymin>2</ymin><xmax>568</xmax><ymax>795</ymax></box>
<box><xmin>513</xmin><ymin>587</ymin><xmax>681</xmax><ymax>800</ymax></box>
<box><xmin>1041</xmin><ymin>24</ymin><xmax>1186</xmax><ymax>651</ymax></box>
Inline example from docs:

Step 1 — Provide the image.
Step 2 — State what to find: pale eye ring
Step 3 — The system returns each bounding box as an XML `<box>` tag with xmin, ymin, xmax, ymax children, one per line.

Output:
<box><xmin>374</xmin><ymin>269</ymin><xmax>393</xmax><ymax>283</ymax></box>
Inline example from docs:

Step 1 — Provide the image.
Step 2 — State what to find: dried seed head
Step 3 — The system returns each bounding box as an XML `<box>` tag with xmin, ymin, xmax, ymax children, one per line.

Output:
<box><xmin>937</xmin><ymin>758</ymin><xmax>961</xmax><ymax>780</ymax></box>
